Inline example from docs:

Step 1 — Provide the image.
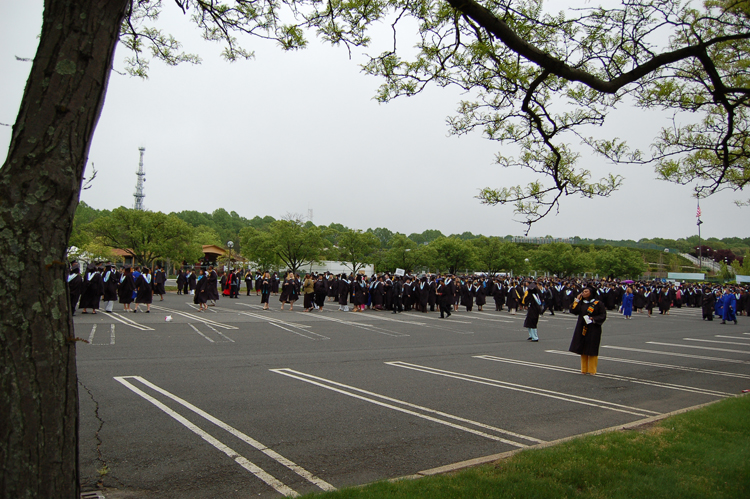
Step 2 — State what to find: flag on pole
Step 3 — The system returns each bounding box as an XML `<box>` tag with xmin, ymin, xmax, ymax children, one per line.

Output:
<box><xmin>697</xmin><ymin>204</ymin><xmax>702</xmax><ymax>218</ymax></box>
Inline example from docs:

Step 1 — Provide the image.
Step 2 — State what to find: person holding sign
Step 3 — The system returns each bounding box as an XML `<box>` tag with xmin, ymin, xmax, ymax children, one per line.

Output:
<box><xmin>568</xmin><ymin>285</ymin><xmax>607</xmax><ymax>375</ymax></box>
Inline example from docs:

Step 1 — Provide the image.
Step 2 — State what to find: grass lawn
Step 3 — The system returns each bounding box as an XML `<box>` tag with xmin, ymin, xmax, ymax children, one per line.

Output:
<box><xmin>302</xmin><ymin>395</ymin><xmax>750</xmax><ymax>499</ymax></box>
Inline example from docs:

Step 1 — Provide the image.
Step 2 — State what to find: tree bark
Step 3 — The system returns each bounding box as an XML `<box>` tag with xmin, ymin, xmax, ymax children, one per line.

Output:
<box><xmin>0</xmin><ymin>0</ymin><xmax>128</xmax><ymax>496</ymax></box>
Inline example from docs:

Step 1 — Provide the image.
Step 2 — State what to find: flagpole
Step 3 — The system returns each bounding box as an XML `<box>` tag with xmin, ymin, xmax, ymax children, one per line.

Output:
<box><xmin>696</xmin><ymin>196</ymin><xmax>703</xmax><ymax>271</ymax></box>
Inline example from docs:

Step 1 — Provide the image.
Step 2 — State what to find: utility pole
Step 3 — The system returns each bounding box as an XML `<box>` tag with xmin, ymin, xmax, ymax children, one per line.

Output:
<box><xmin>134</xmin><ymin>147</ymin><xmax>146</xmax><ymax>210</ymax></box>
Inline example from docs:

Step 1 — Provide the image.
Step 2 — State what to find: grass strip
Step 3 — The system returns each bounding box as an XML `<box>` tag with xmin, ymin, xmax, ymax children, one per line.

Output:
<box><xmin>303</xmin><ymin>395</ymin><xmax>750</xmax><ymax>499</ymax></box>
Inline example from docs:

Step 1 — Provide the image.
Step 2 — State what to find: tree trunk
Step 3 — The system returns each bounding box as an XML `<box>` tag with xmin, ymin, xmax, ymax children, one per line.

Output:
<box><xmin>0</xmin><ymin>1</ymin><xmax>128</xmax><ymax>496</ymax></box>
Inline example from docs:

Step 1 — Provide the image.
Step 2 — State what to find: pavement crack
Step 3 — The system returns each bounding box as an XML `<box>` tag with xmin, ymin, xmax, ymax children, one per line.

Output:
<box><xmin>79</xmin><ymin>380</ymin><xmax>125</xmax><ymax>489</ymax></box>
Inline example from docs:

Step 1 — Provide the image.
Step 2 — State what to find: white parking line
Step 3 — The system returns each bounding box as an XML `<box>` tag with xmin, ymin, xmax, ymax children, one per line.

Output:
<box><xmin>240</xmin><ymin>312</ymin><xmax>330</xmax><ymax>340</ymax></box>
<box><xmin>88</xmin><ymin>325</ymin><xmax>96</xmax><ymax>343</ymax></box>
<box><xmin>684</xmin><ymin>338</ymin><xmax>750</xmax><ymax>347</ymax></box>
<box><xmin>114</xmin><ymin>376</ymin><xmax>322</xmax><ymax>497</ymax></box>
<box><xmin>474</xmin><ymin>355</ymin><xmax>730</xmax><ymax>397</ymax></box>
<box><xmin>546</xmin><ymin>350</ymin><xmax>750</xmax><ymax>380</ymax></box>
<box><xmin>271</xmin><ymin>368</ymin><xmax>539</xmax><ymax>447</ymax></box>
<box><xmin>152</xmin><ymin>305</ymin><xmax>238</xmax><ymax>330</ymax></box>
<box><xmin>334</xmin><ymin>312</ymin><xmax>474</xmax><ymax>335</ymax></box>
<box><xmin>206</xmin><ymin>323</ymin><xmax>235</xmax><ymax>343</ymax></box>
<box><xmin>188</xmin><ymin>323</ymin><xmax>214</xmax><ymax>343</ymax></box>
<box><xmin>602</xmin><ymin>346</ymin><xmax>750</xmax><ymax>364</ymax></box>
<box><xmin>110</xmin><ymin>324</ymin><xmax>116</xmax><ymax>345</ymax></box>
<box><xmin>647</xmin><ymin>341</ymin><xmax>750</xmax><ymax>354</ymax></box>
<box><xmin>110</xmin><ymin>312</ymin><xmax>154</xmax><ymax>331</ymax></box>
<box><xmin>387</xmin><ymin>361</ymin><xmax>658</xmax><ymax>418</ymax></box>
<box><xmin>311</xmin><ymin>314</ymin><xmax>409</xmax><ymax>338</ymax></box>
<box><xmin>716</xmin><ymin>335</ymin><xmax>750</xmax><ymax>341</ymax></box>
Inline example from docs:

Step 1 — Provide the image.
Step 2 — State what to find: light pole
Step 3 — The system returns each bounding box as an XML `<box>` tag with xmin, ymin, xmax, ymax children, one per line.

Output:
<box><xmin>227</xmin><ymin>241</ymin><xmax>234</xmax><ymax>272</ymax></box>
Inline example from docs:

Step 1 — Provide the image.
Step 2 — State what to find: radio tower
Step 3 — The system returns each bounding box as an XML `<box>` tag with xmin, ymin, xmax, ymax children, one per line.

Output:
<box><xmin>133</xmin><ymin>147</ymin><xmax>146</xmax><ymax>210</ymax></box>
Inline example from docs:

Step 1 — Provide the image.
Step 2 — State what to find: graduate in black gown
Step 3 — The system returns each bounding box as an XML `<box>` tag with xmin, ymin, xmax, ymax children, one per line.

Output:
<box><xmin>206</xmin><ymin>266</ymin><xmax>220</xmax><ymax>306</ymax></box>
<box><xmin>118</xmin><ymin>265</ymin><xmax>136</xmax><ymax>312</ymax></box>
<box><xmin>314</xmin><ymin>274</ymin><xmax>327</xmax><ymax>311</ymax></box>
<box><xmin>153</xmin><ymin>266</ymin><xmax>167</xmax><ymax>301</ymax></box>
<box><xmin>194</xmin><ymin>269</ymin><xmax>208</xmax><ymax>311</ymax></box>
<box><xmin>176</xmin><ymin>269</ymin><xmax>186</xmax><ymax>295</ymax></box>
<box><xmin>67</xmin><ymin>263</ymin><xmax>82</xmax><ymax>316</ymax></box>
<box><xmin>134</xmin><ymin>267</ymin><xmax>153</xmax><ymax>313</ymax></box>
<box><xmin>101</xmin><ymin>262</ymin><xmax>119</xmax><ymax>313</ymax></box>
<box><xmin>79</xmin><ymin>263</ymin><xmax>103</xmax><ymax>314</ymax></box>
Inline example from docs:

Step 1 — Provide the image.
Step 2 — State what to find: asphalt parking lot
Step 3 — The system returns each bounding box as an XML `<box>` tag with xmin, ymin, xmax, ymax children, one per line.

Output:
<box><xmin>75</xmin><ymin>294</ymin><xmax>750</xmax><ymax>498</ymax></box>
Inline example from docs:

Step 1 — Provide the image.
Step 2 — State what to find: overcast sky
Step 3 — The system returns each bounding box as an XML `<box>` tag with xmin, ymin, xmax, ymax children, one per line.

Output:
<box><xmin>1</xmin><ymin>1</ymin><xmax>746</xmax><ymax>242</ymax></box>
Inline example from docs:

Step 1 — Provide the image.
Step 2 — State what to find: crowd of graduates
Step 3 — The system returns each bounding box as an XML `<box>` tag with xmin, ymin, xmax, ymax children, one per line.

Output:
<box><xmin>67</xmin><ymin>261</ymin><xmax>746</xmax><ymax>325</ymax></box>
<box><xmin>67</xmin><ymin>261</ymin><xmax>170</xmax><ymax>315</ymax></box>
<box><xmin>170</xmin><ymin>269</ymin><xmax>748</xmax><ymax>324</ymax></box>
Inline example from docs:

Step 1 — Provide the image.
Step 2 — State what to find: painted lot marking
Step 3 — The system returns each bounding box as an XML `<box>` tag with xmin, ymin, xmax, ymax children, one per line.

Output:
<box><xmin>602</xmin><ymin>346</ymin><xmax>750</xmax><ymax>365</ymax></box>
<box><xmin>114</xmin><ymin>376</ymin><xmax>335</xmax><ymax>497</ymax></box>
<box><xmin>475</xmin><ymin>355</ymin><xmax>730</xmax><ymax>397</ymax></box>
<box><xmin>646</xmin><ymin>341</ymin><xmax>750</xmax><ymax>355</ymax></box>
<box><xmin>716</xmin><ymin>335</ymin><xmax>750</xmax><ymax>341</ymax></box>
<box><xmin>188</xmin><ymin>323</ymin><xmax>215</xmax><ymax>343</ymax></box>
<box><xmin>110</xmin><ymin>312</ymin><xmax>154</xmax><ymax>331</ymax></box>
<box><xmin>271</xmin><ymin>368</ymin><xmax>539</xmax><ymax>447</ymax></box>
<box><xmin>546</xmin><ymin>350</ymin><xmax>750</xmax><ymax>380</ymax></box>
<box><xmin>348</xmin><ymin>313</ymin><xmax>474</xmax><ymax>335</ymax></box>
<box><xmin>151</xmin><ymin>305</ymin><xmax>237</xmax><ymax>330</ymax></box>
<box><xmin>238</xmin><ymin>311</ymin><xmax>329</xmax><ymax>340</ymax></box>
<box><xmin>310</xmin><ymin>314</ymin><xmax>409</xmax><ymax>338</ymax></box>
<box><xmin>474</xmin><ymin>312</ymin><xmax>535</xmax><ymax>324</ymax></box>
<box><xmin>387</xmin><ymin>361</ymin><xmax>658</xmax><ymax>418</ymax></box>
<box><xmin>87</xmin><ymin>324</ymin><xmax>116</xmax><ymax>345</ymax></box>
<box><xmin>684</xmin><ymin>338</ymin><xmax>750</xmax><ymax>347</ymax></box>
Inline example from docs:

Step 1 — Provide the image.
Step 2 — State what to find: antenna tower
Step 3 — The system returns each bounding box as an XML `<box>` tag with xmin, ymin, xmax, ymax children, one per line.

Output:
<box><xmin>134</xmin><ymin>147</ymin><xmax>146</xmax><ymax>210</ymax></box>
<box><xmin>307</xmin><ymin>208</ymin><xmax>313</xmax><ymax>224</ymax></box>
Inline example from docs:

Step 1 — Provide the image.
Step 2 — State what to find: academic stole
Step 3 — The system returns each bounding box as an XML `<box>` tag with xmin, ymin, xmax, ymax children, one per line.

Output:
<box><xmin>581</xmin><ymin>300</ymin><xmax>599</xmax><ymax>336</ymax></box>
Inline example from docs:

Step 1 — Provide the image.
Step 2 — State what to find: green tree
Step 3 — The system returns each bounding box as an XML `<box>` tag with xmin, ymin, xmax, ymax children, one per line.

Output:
<box><xmin>239</xmin><ymin>228</ymin><xmax>281</xmax><ymax>272</ymax></box>
<box><xmin>336</xmin><ymin>229</ymin><xmax>381</xmax><ymax>274</ymax></box>
<box><xmin>532</xmin><ymin>243</ymin><xmax>587</xmax><ymax>277</ymax></box>
<box><xmin>367</xmin><ymin>227</ymin><xmax>394</xmax><ymax>247</ymax></box>
<box><xmin>376</xmin><ymin>233</ymin><xmax>422</xmax><ymax>273</ymax></box>
<box><xmin>594</xmin><ymin>247</ymin><xmax>647</xmax><ymax>279</ymax></box>
<box><xmin>192</xmin><ymin>225</ymin><xmax>223</xmax><ymax>247</ymax></box>
<box><xmin>240</xmin><ymin>220</ymin><xmax>325</xmax><ymax>275</ymax></box>
<box><xmin>471</xmin><ymin>237</ymin><xmax>525</xmax><ymax>274</ymax></box>
<box><xmin>5</xmin><ymin>0</ymin><xmax>750</xmax><ymax>495</ymax></box>
<box><xmin>90</xmin><ymin>208</ymin><xmax>201</xmax><ymax>268</ymax></box>
<box><xmin>428</xmin><ymin>237</ymin><xmax>477</xmax><ymax>274</ymax></box>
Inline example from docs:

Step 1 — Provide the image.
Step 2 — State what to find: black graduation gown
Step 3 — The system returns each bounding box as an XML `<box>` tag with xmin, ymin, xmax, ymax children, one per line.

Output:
<box><xmin>371</xmin><ymin>281</ymin><xmax>384</xmax><ymax>308</ymax></box>
<box><xmin>569</xmin><ymin>298</ymin><xmax>607</xmax><ymax>356</ymax></box>
<box><xmin>188</xmin><ymin>272</ymin><xmax>196</xmax><ymax>291</ymax></box>
<box><xmin>135</xmin><ymin>274</ymin><xmax>153</xmax><ymax>304</ymax></box>
<box><xmin>338</xmin><ymin>279</ymin><xmax>350</xmax><ymax>305</ymax></box>
<box><xmin>417</xmin><ymin>282</ymin><xmax>429</xmax><ymax>309</ymax></box>
<box><xmin>153</xmin><ymin>270</ymin><xmax>166</xmax><ymax>295</ymax></box>
<box><xmin>68</xmin><ymin>274</ymin><xmax>82</xmax><ymax>312</ymax></box>
<box><xmin>206</xmin><ymin>270</ymin><xmax>220</xmax><ymax>301</ymax></box>
<box><xmin>102</xmin><ymin>270</ymin><xmax>119</xmax><ymax>302</ymax></box>
<box><xmin>702</xmin><ymin>292</ymin><xmax>716</xmax><ymax>318</ymax></box>
<box><xmin>428</xmin><ymin>281</ymin><xmax>437</xmax><ymax>308</ymax></box>
<box><xmin>79</xmin><ymin>271</ymin><xmax>103</xmax><ymax>309</ymax></box>
<box><xmin>474</xmin><ymin>283</ymin><xmax>487</xmax><ymax>306</ymax></box>
<box><xmin>523</xmin><ymin>294</ymin><xmax>542</xmax><ymax>328</ymax></box>
<box><xmin>314</xmin><ymin>279</ymin><xmax>327</xmax><ymax>307</ymax></box>
<box><xmin>194</xmin><ymin>276</ymin><xmax>207</xmax><ymax>304</ymax></box>
<box><xmin>118</xmin><ymin>274</ymin><xmax>135</xmax><ymax>304</ymax></box>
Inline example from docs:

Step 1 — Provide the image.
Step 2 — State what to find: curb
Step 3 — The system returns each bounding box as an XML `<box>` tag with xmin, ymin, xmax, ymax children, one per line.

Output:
<box><xmin>396</xmin><ymin>395</ymin><xmax>742</xmax><ymax>481</ymax></box>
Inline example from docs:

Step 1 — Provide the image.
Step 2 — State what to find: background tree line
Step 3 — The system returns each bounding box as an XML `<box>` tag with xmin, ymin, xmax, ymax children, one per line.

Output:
<box><xmin>70</xmin><ymin>202</ymin><xmax>750</xmax><ymax>278</ymax></box>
